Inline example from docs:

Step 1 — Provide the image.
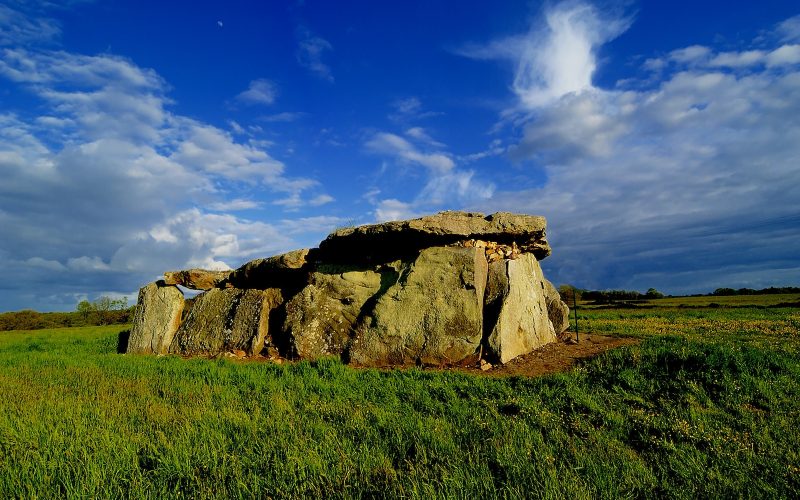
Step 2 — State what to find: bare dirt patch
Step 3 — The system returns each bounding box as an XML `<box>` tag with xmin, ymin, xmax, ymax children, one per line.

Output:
<box><xmin>456</xmin><ymin>334</ymin><xmax>639</xmax><ymax>378</ymax></box>
<box><xmin>224</xmin><ymin>333</ymin><xmax>639</xmax><ymax>379</ymax></box>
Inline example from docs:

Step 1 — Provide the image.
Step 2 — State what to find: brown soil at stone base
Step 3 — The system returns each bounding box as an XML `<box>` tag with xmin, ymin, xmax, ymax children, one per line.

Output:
<box><xmin>449</xmin><ymin>334</ymin><xmax>640</xmax><ymax>378</ymax></box>
<box><xmin>224</xmin><ymin>333</ymin><xmax>639</xmax><ymax>379</ymax></box>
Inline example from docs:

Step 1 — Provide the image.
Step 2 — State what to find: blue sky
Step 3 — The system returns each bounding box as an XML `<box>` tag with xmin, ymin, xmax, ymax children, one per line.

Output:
<box><xmin>1</xmin><ymin>0</ymin><xmax>799</xmax><ymax>311</ymax></box>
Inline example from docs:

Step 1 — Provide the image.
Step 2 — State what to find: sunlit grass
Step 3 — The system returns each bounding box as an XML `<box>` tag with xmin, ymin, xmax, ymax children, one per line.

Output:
<box><xmin>0</xmin><ymin>308</ymin><xmax>797</xmax><ymax>498</ymax></box>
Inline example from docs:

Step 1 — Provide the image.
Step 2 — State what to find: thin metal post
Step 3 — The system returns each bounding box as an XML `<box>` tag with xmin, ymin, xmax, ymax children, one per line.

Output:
<box><xmin>572</xmin><ymin>291</ymin><xmax>579</xmax><ymax>342</ymax></box>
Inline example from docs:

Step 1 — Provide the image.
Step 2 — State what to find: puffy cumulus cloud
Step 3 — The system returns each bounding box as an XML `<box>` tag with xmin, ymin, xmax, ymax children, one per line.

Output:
<box><xmin>0</xmin><ymin>16</ymin><xmax>326</xmax><ymax>311</ymax></box>
<box><xmin>0</xmin><ymin>47</ymin><xmax>163</xmax><ymax>89</ymax></box>
<box><xmin>111</xmin><ymin>209</ymin><xmax>295</xmax><ymax>273</ymax></box>
<box><xmin>168</xmin><ymin>121</ymin><xmax>290</xmax><ymax>185</ymax></box>
<box><xmin>236</xmin><ymin>78</ymin><xmax>277</xmax><ymax>106</ymax></box>
<box><xmin>473</xmin><ymin>6</ymin><xmax>800</xmax><ymax>294</ymax></box>
<box><xmin>0</xmin><ymin>48</ymin><xmax>167</xmax><ymax>143</ymax></box>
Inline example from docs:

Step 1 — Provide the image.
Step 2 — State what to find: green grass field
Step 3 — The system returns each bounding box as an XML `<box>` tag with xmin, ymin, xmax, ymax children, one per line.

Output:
<box><xmin>0</xmin><ymin>305</ymin><xmax>798</xmax><ymax>498</ymax></box>
<box><xmin>578</xmin><ymin>293</ymin><xmax>800</xmax><ymax>309</ymax></box>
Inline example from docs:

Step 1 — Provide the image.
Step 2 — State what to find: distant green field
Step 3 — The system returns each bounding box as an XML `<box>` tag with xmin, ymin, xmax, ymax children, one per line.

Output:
<box><xmin>579</xmin><ymin>293</ymin><xmax>800</xmax><ymax>308</ymax></box>
<box><xmin>0</xmin><ymin>307</ymin><xmax>798</xmax><ymax>498</ymax></box>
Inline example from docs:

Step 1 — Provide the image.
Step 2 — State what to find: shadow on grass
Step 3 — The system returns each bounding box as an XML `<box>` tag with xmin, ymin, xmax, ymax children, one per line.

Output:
<box><xmin>117</xmin><ymin>330</ymin><xmax>130</xmax><ymax>353</ymax></box>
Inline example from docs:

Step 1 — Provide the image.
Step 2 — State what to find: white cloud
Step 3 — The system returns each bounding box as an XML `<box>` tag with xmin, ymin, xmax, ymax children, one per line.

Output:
<box><xmin>296</xmin><ymin>28</ymin><xmax>333</xmax><ymax>82</ymax></box>
<box><xmin>669</xmin><ymin>45</ymin><xmax>711</xmax><ymax>65</ymax></box>
<box><xmin>393</xmin><ymin>97</ymin><xmax>422</xmax><ymax>115</ymax></box>
<box><xmin>0</xmin><ymin>5</ymin><xmax>60</xmax><ymax>46</ymax></box>
<box><xmin>208</xmin><ymin>199</ymin><xmax>262</xmax><ymax>212</ymax></box>
<box><xmin>460</xmin><ymin>139</ymin><xmax>505</xmax><ymax>163</ymax></box>
<box><xmin>458</xmin><ymin>1</ymin><xmax>630</xmax><ymax>108</ymax></box>
<box><xmin>365</xmin><ymin>129</ymin><xmax>495</xmax><ymax>222</ymax></box>
<box><xmin>0</xmin><ymin>47</ymin><xmax>163</xmax><ymax>89</ymax></box>
<box><xmin>766</xmin><ymin>44</ymin><xmax>800</xmax><ymax>67</ymax></box>
<box><xmin>0</xmin><ymin>37</ymin><xmax>326</xmax><ymax>310</ymax></box>
<box><xmin>309</xmin><ymin>194</ymin><xmax>335</xmax><ymax>206</ymax></box>
<box><xmin>366</xmin><ymin>132</ymin><xmax>454</xmax><ymax>173</ymax></box>
<box><xmin>646</xmin><ymin>42</ymin><xmax>800</xmax><ymax>73</ymax></box>
<box><xmin>709</xmin><ymin>50</ymin><xmax>765</xmax><ymax>68</ymax></box>
<box><xmin>472</xmin><ymin>7</ymin><xmax>800</xmax><ymax>293</ymax></box>
<box><xmin>688</xmin><ymin>44</ymin><xmax>800</xmax><ymax>69</ymax></box>
<box><xmin>416</xmin><ymin>170</ymin><xmax>494</xmax><ymax>206</ymax></box>
<box><xmin>777</xmin><ymin>15</ymin><xmax>800</xmax><ymax>42</ymax></box>
<box><xmin>405</xmin><ymin>127</ymin><xmax>445</xmax><ymax>148</ymax></box>
<box><xmin>68</xmin><ymin>256</ymin><xmax>111</xmax><ymax>272</ymax></box>
<box><xmin>236</xmin><ymin>78</ymin><xmax>277</xmax><ymax>105</ymax></box>
<box><xmin>228</xmin><ymin>120</ymin><xmax>245</xmax><ymax>134</ymax></box>
<box><xmin>374</xmin><ymin>199</ymin><xmax>416</xmax><ymax>222</ymax></box>
<box><xmin>273</xmin><ymin>192</ymin><xmax>334</xmax><ymax>211</ymax></box>
<box><xmin>168</xmin><ymin>121</ymin><xmax>292</xmax><ymax>185</ymax></box>
<box><xmin>388</xmin><ymin>97</ymin><xmax>443</xmax><ymax>121</ymax></box>
<box><xmin>112</xmin><ymin>209</ymin><xmax>295</xmax><ymax>273</ymax></box>
<box><xmin>279</xmin><ymin>215</ymin><xmax>347</xmax><ymax>236</ymax></box>
<box><xmin>258</xmin><ymin>111</ymin><xmax>307</xmax><ymax>123</ymax></box>
<box><xmin>26</xmin><ymin>257</ymin><xmax>66</xmax><ymax>271</ymax></box>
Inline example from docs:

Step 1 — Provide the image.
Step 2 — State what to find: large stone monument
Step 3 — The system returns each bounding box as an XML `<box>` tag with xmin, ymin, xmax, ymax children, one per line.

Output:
<box><xmin>127</xmin><ymin>211</ymin><xmax>569</xmax><ymax>366</ymax></box>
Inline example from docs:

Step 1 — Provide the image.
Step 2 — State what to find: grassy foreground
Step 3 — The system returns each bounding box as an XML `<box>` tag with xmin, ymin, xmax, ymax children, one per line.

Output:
<box><xmin>0</xmin><ymin>307</ymin><xmax>798</xmax><ymax>498</ymax></box>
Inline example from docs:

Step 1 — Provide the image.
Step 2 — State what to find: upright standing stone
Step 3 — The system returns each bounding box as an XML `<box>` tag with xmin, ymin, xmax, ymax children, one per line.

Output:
<box><xmin>283</xmin><ymin>265</ymin><xmax>385</xmax><ymax>359</ymax></box>
<box><xmin>349</xmin><ymin>246</ymin><xmax>488</xmax><ymax>366</ymax></box>
<box><xmin>170</xmin><ymin>288</ymin><xmax>282</xmax><ymax>356</ymax></box>
<box><xmin>486</xmin><ymin>253</ymin><xmax>556</xmax><ymax>363</ymax></box>
<box><xmin>543</xmin><ymin>279</ymin><xmax>570</xmax><ymax>336</ymax></box>
<box><xmin>127</xmin><ymin>281</ymin><xmax>185</xmax><ymax>355</ymax></box>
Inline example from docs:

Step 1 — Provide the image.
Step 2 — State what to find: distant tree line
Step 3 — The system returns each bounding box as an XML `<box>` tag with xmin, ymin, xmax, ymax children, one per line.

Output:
<box><xmin>558</xmin><ymin>286</ymin><xmax>664</xmax><ymax>303</ymax></box>
<box><xmin>558</xmin><ymin>285</ymin><xmax>799</xmax><ymax>304</ymax></box>
<box><xmin>0</xmin><ymin>296</ymin><xmax>133</xmax><ymax>331</ymax></box>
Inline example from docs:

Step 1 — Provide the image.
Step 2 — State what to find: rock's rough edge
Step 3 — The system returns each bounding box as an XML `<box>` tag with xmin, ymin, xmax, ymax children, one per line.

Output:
<box><xmin>318</xmin><ymin>211</ymin><xmax>551</xmax><ymax>262</ymax></box>
<box><xmin>128</xmin><ymin>211</ymin><xmax>569</xmax><ymax>366</ymax></box>
<box><xmin>163</xmin><ymin>269</ymin><xmax>232</xmax><ymax>290</ymax></box>
<box><xmin>127</xmin><ymin>281</ymin><xmax>184</xmax><ymax>355</ymax></box>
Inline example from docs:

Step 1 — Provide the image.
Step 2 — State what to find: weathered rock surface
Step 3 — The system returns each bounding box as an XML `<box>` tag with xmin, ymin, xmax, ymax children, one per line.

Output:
<box><xmin>170</xmin><ymin>288</ymin><xmax>282</xmax><ymax>356</ymax></box>
<box><xmin>128</xmin><ymin>211</ymin><xmax>567</xmax><ymax>367</ymax></box>
<box><xmin>543</xmin><ymin>279</ymin><xmax>570</xmax><ymax>336</ymax></box>
<box><xmin>349</xmin><ymin>246</ymin><xmax>488</xmax><ymax>366</ymax></box>
<box><xmin>319</xmin><ymin>211</ymin><xmax>551</xmax><ymax>262</ymax></box>
<box><xmin>163</xmin><ymin>269</ymin><xmax>231</xmax><ymax>290</ymax></box>
<box><xmin>485</xmin><ymin>253</ymin><xmax>556</xmax><ymax>363</ymax></box>
<box><xmin>228</xmin><ymin>249</ymin><xmax>313</xmax><ymax>289</ymax></box>
<box><xmin>127</xmin><ymin>281</ymin><xmax>184</xmax><ymax>354</ymax></box>
<box><xmin>283</xmin><ymin>265</ymin><xmax>386</xmax><ymax>359</ymax></box>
